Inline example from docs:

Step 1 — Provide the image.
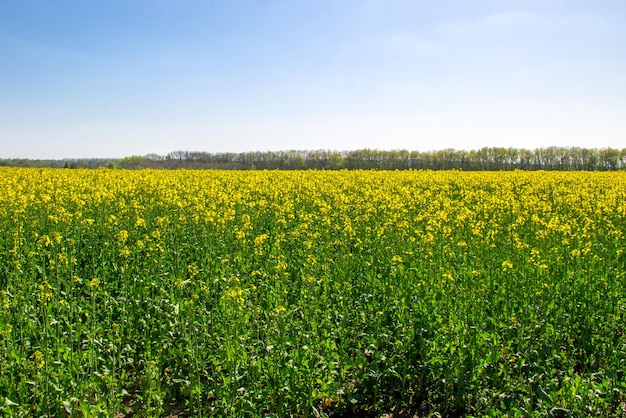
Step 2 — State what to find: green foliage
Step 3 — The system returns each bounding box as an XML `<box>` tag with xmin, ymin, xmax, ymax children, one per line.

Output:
<box><xmin>0</xmin><ymin>169</ymin><xmax>625</xmax><ymax>416</ymax></box>
<box><xmin>2</xmin><ymin>146</ymin><xmax>626</xmax><ymax>170</ymax></box>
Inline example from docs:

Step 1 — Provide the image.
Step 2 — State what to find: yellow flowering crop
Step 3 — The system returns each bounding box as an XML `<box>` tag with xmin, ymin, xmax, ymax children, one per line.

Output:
<box><xmin>0</xmin><ymin>167</ymin><xmax>624</xmax><ymax>416</ymax></box>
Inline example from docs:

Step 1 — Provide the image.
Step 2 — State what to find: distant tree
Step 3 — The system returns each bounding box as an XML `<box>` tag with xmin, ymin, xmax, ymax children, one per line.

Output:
<box><xmin>3</xmin><ymin>146</ymin><xmax>626</xmax><ymax>171</ymax></box>
<box><xmin>599</xmin><ymin>148</ymin><xmax>620</xmax><ymax>170</ymax></box>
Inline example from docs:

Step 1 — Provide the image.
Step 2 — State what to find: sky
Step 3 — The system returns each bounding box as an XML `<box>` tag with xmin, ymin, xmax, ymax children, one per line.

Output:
<box><xmin>1</xmin><ymin>0</ymin><xmax>625</xmax><ymax>159</ymax></box>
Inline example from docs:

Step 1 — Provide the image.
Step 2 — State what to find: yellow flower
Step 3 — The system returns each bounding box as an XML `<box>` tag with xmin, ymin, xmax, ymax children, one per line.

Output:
<box><xmin>223</xmin><ymin>286</ymin><xmax>245</xmax><ymax>306</ymax></box>
<box><xmin>40</xmin><ymin>234</ymin><xmax>53</xmax><ymax>247</ymax></box>
<box><xmin>0</xmin><ymin>323</ymin><xmax>12</xmax><ymax>336</ymax></box>
<box><xmin>32</xmin><ymin>350</ymin><xmax>45</xmax><ymax>369</ymax></box>
<box><xmin>117</xmin><ymin>230</ymin><xmax>129</xmax><ymax>243</ymax></box>
<box><xmin>254</xmin><ymin>234</ymin><xmax>268</xmax><ymax>246</ymax></box>
<box><xmin>1</xmin><ymin>290</ymin><xmax>9</xmax><ymax>309</ymax></box>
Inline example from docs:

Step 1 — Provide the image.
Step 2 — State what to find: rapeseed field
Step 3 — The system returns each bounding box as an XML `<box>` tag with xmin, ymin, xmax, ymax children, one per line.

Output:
<box><xmin>0</xmin><ymin>168</ymin><xmax>625</xmax><ymax>416</ymax></box>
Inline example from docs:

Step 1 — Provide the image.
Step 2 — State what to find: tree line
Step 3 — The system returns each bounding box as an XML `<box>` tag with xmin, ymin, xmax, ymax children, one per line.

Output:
<box><xmin>2</xmin><ymin>147</ymin><xmax>625</xmax><ymax>171</ymax></box>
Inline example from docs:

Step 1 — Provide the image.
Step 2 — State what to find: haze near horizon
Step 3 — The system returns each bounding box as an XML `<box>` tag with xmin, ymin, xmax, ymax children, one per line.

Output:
<box><xmin>1</xmin><ymin>0</ymin><xmax>625</xmax><ymax>159</ymax></box>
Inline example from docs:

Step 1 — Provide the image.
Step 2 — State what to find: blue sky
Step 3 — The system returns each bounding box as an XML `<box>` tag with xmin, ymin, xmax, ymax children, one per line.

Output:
<box><xmin>1</xmin><ymin>0</ymin><xmax>625</xmax><ymax>159</ymax></box>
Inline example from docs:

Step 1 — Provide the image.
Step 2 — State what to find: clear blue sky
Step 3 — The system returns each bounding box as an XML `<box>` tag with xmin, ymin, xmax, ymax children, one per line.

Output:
<box><xmin>1</xmin><ymin>0</ymin><xmax>625</xmax><ymax>159</ymax></box>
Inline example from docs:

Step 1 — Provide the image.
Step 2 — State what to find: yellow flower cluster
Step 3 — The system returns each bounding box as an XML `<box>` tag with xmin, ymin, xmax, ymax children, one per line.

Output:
<box><xmin>0</xmin><ymin>167</ymin><xmax>624</xmax><ymax>321</ymax></box>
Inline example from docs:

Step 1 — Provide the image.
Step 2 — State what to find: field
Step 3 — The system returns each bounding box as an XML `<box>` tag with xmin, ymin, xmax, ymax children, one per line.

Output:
<box><xmin>0</xmin><ymin>168</ymin><xmax>625</xmax><ymax>417</ymax></box>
